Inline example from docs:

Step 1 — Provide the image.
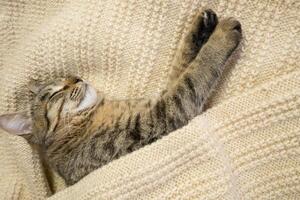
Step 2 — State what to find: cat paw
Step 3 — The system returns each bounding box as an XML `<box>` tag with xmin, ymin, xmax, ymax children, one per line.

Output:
<box><xmin>212</xmin><ymin>18</ymin><xmax>242</xmax><ymax>49</ymax></box>
<box><xmin>194</xmin><ymin>9</ymin><xmax>218</xmax><ymax>48</ymax></box>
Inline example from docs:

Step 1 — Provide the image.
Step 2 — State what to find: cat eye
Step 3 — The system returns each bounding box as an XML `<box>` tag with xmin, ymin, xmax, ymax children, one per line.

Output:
<box><xmin>49</xmin><ymin>84</ymin><xmax>72</xmax><ymax>101</ymax></box>
<box><xmin>49</xmin><ymin>90</ymin><xmax>63</xmax><ymax>101</ymax></box>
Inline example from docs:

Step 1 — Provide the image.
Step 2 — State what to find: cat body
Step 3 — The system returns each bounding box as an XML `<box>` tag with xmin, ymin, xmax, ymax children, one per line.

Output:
<box><xmin>0</xmin><ymin>9</ymin><xmax>242</xmax><ymax>185</ymax></box>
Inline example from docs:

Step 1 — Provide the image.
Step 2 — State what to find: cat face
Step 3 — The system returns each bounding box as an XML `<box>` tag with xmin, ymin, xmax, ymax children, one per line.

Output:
<box><xmin>32</xmin><ymin>76</ymin><xmax>98</xmax><ymax>114</ymax></box>
<box><xmin>0</xmin><ymin>76</ymin><xmax>99</xmax><ymax>144</ymax></box>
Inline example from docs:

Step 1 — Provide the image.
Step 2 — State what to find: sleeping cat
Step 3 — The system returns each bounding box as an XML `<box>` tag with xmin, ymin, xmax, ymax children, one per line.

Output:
<box><xmin>0</xmin><ymin>9</ymin><xmax>241</xmax><ymax>185</ymax></box>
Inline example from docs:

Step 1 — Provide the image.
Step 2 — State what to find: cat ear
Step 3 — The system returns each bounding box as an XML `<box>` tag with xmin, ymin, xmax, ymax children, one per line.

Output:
<box><xmin>0</xmin><ymin>112</ymin><xmax>32</xmax><ymax>135</ymax></box>
<box><xmin>28</xmin><ymin>79</ymin><xmax>43</xmax><ymax>94</ymax></box>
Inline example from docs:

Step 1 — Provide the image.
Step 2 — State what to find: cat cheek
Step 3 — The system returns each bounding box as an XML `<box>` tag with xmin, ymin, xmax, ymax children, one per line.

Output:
<box><xmin>76</xmin><ymin>84</ymin><xmax>98</xmax><ymax>111</ymax></box>
<box><xmin>48</xmin><ymin>116</ymin><xmax>59</xmax><ymax>133</ymax></box>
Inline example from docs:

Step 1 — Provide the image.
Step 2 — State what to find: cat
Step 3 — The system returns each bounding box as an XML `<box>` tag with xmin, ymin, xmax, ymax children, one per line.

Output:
<box><xmin>0</xmin><ymin>9</ymin><xmax>242</xmax><ymax>185</ymax></box>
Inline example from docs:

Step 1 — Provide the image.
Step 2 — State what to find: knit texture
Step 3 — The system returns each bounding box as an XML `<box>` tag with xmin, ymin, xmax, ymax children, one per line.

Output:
<box><xmin>0</xmin><ymin>0</ymin><xmax>299</xmax><ymax>199</ymax></box>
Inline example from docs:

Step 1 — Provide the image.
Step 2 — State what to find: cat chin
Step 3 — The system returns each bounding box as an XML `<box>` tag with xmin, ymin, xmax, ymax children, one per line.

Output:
<box><xmin>76</xmin><ymin>84</ymin><xmax>98</xmax><ymax>111</ymax></box>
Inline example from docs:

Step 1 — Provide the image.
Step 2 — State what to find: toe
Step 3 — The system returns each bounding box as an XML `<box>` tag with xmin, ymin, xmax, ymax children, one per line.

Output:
<box><xmin>202</xmin><ymin>9</ymin><xmax>218</xmax><ymax>28</ymax></box>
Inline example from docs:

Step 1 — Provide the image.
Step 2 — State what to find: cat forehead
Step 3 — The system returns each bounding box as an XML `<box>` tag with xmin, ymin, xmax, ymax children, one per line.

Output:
<box><xmin>36</xmin><ymin>82</ymin><xmax>65</xmax><ymax>100</ymax></box>
<box><xmin>41</xmin><ymin>81</ymin><xmax>64</xmax><ymax>92</ymax></box>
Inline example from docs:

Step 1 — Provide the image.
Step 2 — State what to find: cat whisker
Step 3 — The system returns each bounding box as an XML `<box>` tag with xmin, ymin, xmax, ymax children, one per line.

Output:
<box><xmin>70</xmin><ymin>87</ymin><xmax>85</xmax><ymax>102</ymax></box>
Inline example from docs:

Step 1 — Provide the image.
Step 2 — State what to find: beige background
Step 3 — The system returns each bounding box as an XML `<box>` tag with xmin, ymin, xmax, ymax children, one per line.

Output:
<box><xmin>0</xmin><ymin>0</ymin><xmax>299</xmax><ymax>199</ymax></box>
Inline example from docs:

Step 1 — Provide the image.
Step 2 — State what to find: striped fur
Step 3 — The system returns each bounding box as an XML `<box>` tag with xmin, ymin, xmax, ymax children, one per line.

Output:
<box><xmin>0</xmin><ymin>9</ymin><xmax>242</xmax><ymax>185</ymax></box>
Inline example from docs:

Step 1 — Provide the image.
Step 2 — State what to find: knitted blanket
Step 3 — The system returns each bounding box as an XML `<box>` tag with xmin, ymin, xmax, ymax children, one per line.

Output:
<box><xmin>0</xmin><ymin>0</ymin><xmax>299</xmax><ymax>199</ymax></box>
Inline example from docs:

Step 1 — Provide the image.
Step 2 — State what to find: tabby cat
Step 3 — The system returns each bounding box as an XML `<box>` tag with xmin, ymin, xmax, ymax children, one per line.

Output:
<box><xmin>0</xmin><ymin>9</ymin><xmax>242</xmax><ymax>185</ymax></box>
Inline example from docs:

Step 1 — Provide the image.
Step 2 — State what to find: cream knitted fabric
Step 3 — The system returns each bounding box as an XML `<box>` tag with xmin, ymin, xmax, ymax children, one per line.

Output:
<box><xmin>0</xmin><ymin>0</ymin><xmax>299</xmax><ymax>199</ymax></box>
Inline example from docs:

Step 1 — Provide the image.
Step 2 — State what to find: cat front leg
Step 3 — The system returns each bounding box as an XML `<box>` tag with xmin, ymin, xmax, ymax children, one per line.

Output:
<box><xmin>168</xmin><ymin>9</ymin><xmax>218</xmax><ymax>87</ymax></box>
<box><xmin>180</xmin><ymin>17</ymin><xmax>242</xmax><ymax>110</ymax></box>
<box><xmin>160</xmin><ymin>17</ymin><xmax>242</xmax><ymax>132</ymax></box>
<box><xmin>119</xmin><ymin>16</ymin><xmax>242</xmax><ymax>155</ymax></box>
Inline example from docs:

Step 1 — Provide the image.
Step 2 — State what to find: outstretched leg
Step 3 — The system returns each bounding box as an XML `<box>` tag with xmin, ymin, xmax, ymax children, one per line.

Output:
<box><xmin>160</xmin><ymin>17</ymin><xmax>242</xmax><ymax>134</ymax></box>
<box><xmin>168</xmin><ymin>9</ymin><xmax>218</xmax><ymax>87</ymax></box>
<box><xmin>95</xmin><ymin>15</ymin><xmax>242</xmax><ymax>169</ymax></box>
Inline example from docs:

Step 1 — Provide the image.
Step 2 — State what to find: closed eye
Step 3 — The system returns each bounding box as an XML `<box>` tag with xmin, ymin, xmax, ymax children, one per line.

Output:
<box><xmin>49</xmin><ymin>90</ymin><xmax>63</xmax><ymax>101</ymax></box>
<box><xmin>49</xmin><ymin>85</ymin><xmax>68</xmax><ymax>101</ymax></box>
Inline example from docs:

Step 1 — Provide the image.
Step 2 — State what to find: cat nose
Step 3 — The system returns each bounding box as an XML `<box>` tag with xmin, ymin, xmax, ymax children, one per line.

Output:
<box><xmin>66</xmin><ymin>76</ymin><xmax>82</xmax><ymax>84</ymax></box>
<box><xmin>73</xmin><ymin>77</ymin><xmax>82</xmax><ymax>84</ymax></box>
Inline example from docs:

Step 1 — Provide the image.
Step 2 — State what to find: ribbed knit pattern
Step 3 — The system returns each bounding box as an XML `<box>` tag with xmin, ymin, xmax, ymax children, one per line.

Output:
<box><xmin>0</xmin><ymin>0</ymin><xmax>299</xmax><ymax>199</ymax></box>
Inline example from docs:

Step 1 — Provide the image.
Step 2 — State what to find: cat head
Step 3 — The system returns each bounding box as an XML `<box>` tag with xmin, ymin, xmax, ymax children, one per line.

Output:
<box><xmin>0</xmin><ymin>76</ymin><xmax>99</xmax><ymax>144</ymax></box>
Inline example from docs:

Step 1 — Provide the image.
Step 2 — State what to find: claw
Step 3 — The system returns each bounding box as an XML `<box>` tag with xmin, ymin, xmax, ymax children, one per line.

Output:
<box><xmin>195</xmin><ymin>9</ymin><xmax>218</xmax><ymax>48</ymax></box>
